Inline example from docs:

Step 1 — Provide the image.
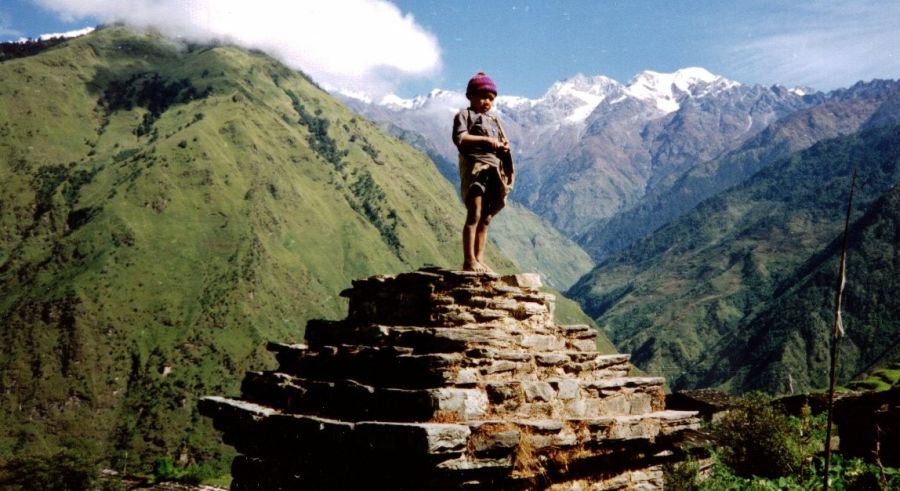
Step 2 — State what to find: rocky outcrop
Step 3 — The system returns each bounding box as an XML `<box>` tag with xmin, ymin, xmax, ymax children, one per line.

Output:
<box><xmin>200</xmin><ymin>268</ymin><xmax>699</xmax><ymax>489</ymax></box>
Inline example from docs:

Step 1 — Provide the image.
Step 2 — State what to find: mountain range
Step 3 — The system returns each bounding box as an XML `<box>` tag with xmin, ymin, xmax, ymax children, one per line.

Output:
<box><xmin>346</xmin><ymin>67</ymin><xmax>817</xmax><ymax>241</ymax></box>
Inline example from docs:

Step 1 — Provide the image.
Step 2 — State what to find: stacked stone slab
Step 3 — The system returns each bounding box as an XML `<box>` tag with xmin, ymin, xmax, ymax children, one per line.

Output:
<box><xmin>200</xmin><ymin>268</ymin><xmax>699</xmax><ymax>490</ymax></box>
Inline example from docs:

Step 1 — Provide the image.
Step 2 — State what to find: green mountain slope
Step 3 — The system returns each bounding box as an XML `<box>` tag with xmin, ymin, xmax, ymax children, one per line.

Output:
<box><xmin>696</xmin><ymin>184</ymin><xmax>900</xmax><ymax>393</ymax></box>
<box><xmin>0</xmin><ymin>27</ymin><xmax>512</xmax><ymax>470</ymax></box>
<box><xmin>568</xmin><ymin>123</ymin><xmax>900</xmax><ymax>394</ymax></box>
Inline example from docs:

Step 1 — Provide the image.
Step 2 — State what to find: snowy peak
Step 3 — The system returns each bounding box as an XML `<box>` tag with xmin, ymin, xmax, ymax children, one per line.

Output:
<box><xmin>542</xmin><ymin>74</ymin><xmax>623</xmax><ymax>123</ymax></box>
<box><xmin>546</xmin><ymin>73</ymin><xmax>621</xmax><ymax>97</ymax></box>
<box><xmin>365</xmin><ymin>67</ymin><xmax>741</xmax><ymax>126</ymax></box>
<box><xmin>378</xmin><ymin>93</ymin><xmax>413</xmax><ymax>109</ymax></box>
<box><xmin>625</xmin><ymin>67</ymin><xmax>739</xmax><ymax>113</ymax></box>
<box><xmin>377</xmin><ymin>89</ymin><xmax>465</xmax><ymax>112</ymax></box>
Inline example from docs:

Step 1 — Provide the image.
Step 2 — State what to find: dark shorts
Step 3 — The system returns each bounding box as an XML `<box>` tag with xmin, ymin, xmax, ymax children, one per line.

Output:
<box><xmin>467</xmin><ymin>167</ymin><xmax>506</xmax><ymax>216</ymax></box>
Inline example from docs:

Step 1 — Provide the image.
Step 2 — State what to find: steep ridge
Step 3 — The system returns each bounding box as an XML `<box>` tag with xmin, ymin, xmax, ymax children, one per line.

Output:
<box><xmin>0</xmin><ymin>26</ymin><xmax>514</xmax><ymax>469</ymax></box>
<box><xmin>531</xmin><ymin>80</ymin><xmax>813</xmax><ymax>236</ymax></box>
<box><xmin>695</xmin><ymin>184</ymin><xmax>900</xmax><ymax>393</ymax></box>
<box><xmin>580</xmin><ymin>79</ymin><xmax>900</xmax><ymax>261</ymax></box>
<box><xmin>568</xmin><ymin>123</ymin><xmax>900</xmax><ymax>393</ymax></box>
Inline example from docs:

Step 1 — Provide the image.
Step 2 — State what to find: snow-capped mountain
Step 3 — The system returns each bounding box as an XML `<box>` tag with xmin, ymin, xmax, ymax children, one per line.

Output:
<box><xmin>378</xmin><ymin>88</ymin><xmax>466</xmax><ymax>112</ymax></box>
<box><xmin>366</xmin><ymin>67</ymin><xmax>739</xmax><ymax>128</ymax></box>
<box><xmin>342</xmin><ymin>67</ymin><xmax>819</xmax><ymax>237</ymax></box>
<box><xmin>623</xmin><ymin>67</ymin><xmax>739</xmax><ymax>113</ymax></box>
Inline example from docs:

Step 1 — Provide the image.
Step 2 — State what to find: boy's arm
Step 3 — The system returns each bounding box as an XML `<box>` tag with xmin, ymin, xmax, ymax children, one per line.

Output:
<box><xmin>458</xmin><ymin>133</ymin><xmax>506</xmax><ymax>151</ymax></box>
<box><xmin>452</xmin><ymin>110</ymin><xmax>505</xmax><ymax>151</ymax></box>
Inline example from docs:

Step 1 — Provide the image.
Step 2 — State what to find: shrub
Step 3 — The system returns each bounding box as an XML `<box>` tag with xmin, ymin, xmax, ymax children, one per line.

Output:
<box><xmin>663</xmin><ymin>457</ymin><xmax>701</xmax><ymax>490</ymax></box>
<box><xmin>711</xmin><ymin>392</ymin><xmax>802</xmax><ymax>478</ymax></box>
<box><xmin>150</xmin><ymin>456</ymin><xmax>217</xmax><ymax>485</ymax></box>
<box><xmin>0</xmin><ymin>449</ymin><xmax>99</xmax><ymax>490</ymax></box>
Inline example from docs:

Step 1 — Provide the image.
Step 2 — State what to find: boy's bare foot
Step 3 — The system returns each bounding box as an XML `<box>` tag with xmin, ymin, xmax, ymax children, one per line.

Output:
<box><xmin>463</xmin><ymin>260</ymin><xmax>487</xmax><ymax>272</ymax></box>
<box><xmin>478</xmin><ymin>261</ymin><xmax>495</xmax><ymax>274</ymax></box>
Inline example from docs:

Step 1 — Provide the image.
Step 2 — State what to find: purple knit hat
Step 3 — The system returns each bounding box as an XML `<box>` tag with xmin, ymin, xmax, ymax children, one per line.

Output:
<box><xmin>466</xmin><ymin>72</ymin><xmax>497</xmax><ymax>97</ymax></box>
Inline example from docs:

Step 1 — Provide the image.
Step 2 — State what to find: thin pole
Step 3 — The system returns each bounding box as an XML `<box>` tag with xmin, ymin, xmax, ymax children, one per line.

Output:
<box><xmin>823</xmin><ymin>170</ymin><xmax>856</xmax><ymax>490</ymax></box>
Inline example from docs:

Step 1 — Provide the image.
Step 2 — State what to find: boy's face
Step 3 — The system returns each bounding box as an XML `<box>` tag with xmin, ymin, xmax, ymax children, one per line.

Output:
<box><xmin>468</xmin><ymin>90</ymin><xmax>496</xmax><ymax>113</ymax></box>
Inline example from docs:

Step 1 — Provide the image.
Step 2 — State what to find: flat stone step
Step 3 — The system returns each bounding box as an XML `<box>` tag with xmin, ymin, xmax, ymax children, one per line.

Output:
<box><xmin>201</xmin><ymin>396</ymin><xmax>699</xmax><ymax>488</ymax></box>
<box><xmin>239</xmin><ymin>371</ymin><xmax>436</xmax><ymax>421</ymax></box>
<box><xmin>239</xmin><ymin>371</ymin><xmax>666</xmax><ymax>422</ymax></box>
<box><xmin>268</xmin><ymin>343</ymin><xmax>465</xmax><ymax>388</ymax></box>
<box><xmin>577</xmin><ymin>410</ymin><xmax>702</xmax><ymax>446</ymax></box>
<box><xmin>483</xmin><ymin>378</ymin><xmax>666</xmax><ymax>419</ymax></box>
<box><xmin>266</xmin><ymin>341</ymin><xmax>309</xmax><ymax>353</ymax></box>
<box><xmin>305</xmin><ymin>322</ymin><xmax>575</xmax><ymax>353</ymax></box>
<box><xmin>266</xmin><ymin>343</ymin><xmax>632</xmax><ymax>388</ymax></box>
<box><xmin>557</xmin><ymin>324</ymin><xmax>599</xmax><ymax>339</ymax></box>
<box><xmin>463</xmin><ymin>410</ymin><xmax>700</xmax><ymax>455</ymax></box>
<box><xmin>201</xmin><ymin>395</ymin><xmax>698</xmax><ymax>457</ymax></box>
<box><xmin>198</xmin><ymin>396</ymin><xmax>471</xmax><ymax>460</ymax></box>
<box><xmin>339</xmin><ymin>269</ymin><xmax>555</xmax><ymax>328</ymax></box>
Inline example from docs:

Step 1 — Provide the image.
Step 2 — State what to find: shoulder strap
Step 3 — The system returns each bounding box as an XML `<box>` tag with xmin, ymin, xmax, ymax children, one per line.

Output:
<box><xmin>493</xmin><ymin>114</ymin><xmax>509</xmax><ymax>143</ymax></box>
<box><xmin>464</xmin><ymin>108</ymin><xmax>478</xmax><ymax>132</ymax></box>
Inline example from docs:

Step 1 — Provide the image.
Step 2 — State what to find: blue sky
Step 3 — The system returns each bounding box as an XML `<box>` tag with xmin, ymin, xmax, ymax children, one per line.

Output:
<box><xmin>2</xmin><ymin>1</ymin><xmax>899</xmax><ymax>99</ymax></box>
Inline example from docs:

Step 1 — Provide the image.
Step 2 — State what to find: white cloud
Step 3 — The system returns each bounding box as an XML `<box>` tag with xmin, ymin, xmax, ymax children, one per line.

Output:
<box><xmin>34</xmin><ymin>0</ymin><xmax>442</xmax><ymax>97</ymax></box>
<box><xmin>725</xmin><ymin>1</ymin><xmax>900</xmax><ymax>90</ymax></box>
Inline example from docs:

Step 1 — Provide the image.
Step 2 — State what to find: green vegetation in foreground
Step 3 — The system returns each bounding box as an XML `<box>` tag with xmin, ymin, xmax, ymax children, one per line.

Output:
<box><xmin>570</xmin><ymin>123</ymin><xmax>900</xmax><ymax>394</ymax></box>
<box><xmin>2</xmin><ymin>392</ymin><xmax>896</xmax><ymax>490</ymax></box>
<box><xmin>665</xmin><ymin>393</ymin><xmax>900</xmax><ymax>490</ymax></box>
<box><xmin>0</xmin><ymin>26</ymin><xmax>520</xmax><ymax>476</ymax></box>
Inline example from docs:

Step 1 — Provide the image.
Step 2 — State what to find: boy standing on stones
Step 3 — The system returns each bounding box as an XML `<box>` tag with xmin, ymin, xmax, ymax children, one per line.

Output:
<box><xmin>452</xmin><ymin>73</ymin><xmax>515</xmax><ymax>272</ymax></box>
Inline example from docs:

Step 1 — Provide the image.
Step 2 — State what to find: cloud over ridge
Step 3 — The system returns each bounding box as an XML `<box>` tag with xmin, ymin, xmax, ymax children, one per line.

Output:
<box><xmin>36</xmin><ymin>0</ymin><xmax>442</xmax><ymax>96</ymax></box>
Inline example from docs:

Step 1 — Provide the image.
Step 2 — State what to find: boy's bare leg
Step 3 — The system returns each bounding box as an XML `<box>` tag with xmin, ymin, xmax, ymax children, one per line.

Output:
<box><xmin>474</xmin><ymin>215</ymin><xmax>494</xmax><ymax>273</ymax></box>
<box><xmin>462</xmin><ymin>194</ymin><xmax>486</xmax><ymax>272</ymax></box>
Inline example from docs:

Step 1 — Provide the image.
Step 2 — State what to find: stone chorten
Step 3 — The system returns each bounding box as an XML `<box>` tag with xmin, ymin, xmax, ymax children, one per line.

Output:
<box><xmin>200</xmin><ymin>268</ymin><xmax>700</xmax><ymax>489</ymax></box>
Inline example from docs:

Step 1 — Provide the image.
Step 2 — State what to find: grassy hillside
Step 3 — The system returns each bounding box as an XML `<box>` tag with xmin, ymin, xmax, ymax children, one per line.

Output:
<box><xmin>696</xmin><ymin>184</ymin><xmax>900</xmax><ymax>393</ymax></box>
<box><xmin>0</xmin><ymin>26</ymin><xmax>514</xmax><ymax>472</ymax></box>
<box><xmin>569</xmin><ymin>123</ymin><xmax>900</xmax><ymax>394</ymax></box>
<box><xmin>848</xmin><ymin>362</ymin><xmax>900</xmax><ymax>392</ymax></box>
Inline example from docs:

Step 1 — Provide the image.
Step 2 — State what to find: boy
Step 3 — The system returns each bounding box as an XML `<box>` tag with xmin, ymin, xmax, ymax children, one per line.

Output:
<box><xmin>452</xmin><ymin>72</ymin><xmax>515</xmax><ymax>273</ymax></box>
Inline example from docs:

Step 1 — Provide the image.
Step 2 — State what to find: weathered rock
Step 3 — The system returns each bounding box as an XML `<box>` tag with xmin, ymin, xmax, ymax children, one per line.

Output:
<box><xmin>501</xmin><ymin>273</ymin><xmax>543</xmax><ymax>289</ymax></box>
<box><xmin>201</xmin><ymin>268</ymin><xmax>700</xmax><ymax>489</ymax></box>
